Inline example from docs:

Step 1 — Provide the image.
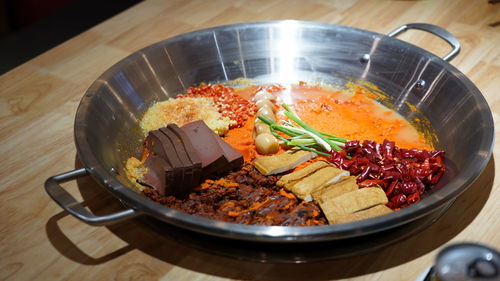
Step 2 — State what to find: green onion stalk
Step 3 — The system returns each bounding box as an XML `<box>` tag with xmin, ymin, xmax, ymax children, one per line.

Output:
<box><xmin>257</xmin><ymin>104</ymin><xmax>348</xmax><ymax>156</ymax></box>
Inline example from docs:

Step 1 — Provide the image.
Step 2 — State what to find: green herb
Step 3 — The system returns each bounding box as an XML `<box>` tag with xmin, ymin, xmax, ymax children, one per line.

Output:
<box><xmin>257</xmin><ymin>104</ymin><xmax>347</xmax><ymax>155</ymax></box>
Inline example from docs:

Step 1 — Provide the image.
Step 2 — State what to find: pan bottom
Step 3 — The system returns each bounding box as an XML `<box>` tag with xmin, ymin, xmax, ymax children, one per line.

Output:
<box><xmin>139</xmin><ymin>200</ymin><xmax>453</xmax><ymax>263</ymax></box>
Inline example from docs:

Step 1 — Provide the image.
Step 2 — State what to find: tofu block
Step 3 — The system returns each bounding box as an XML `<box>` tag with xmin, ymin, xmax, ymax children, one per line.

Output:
<box><xmin>320</xmin><ymin>187</ymin><xmax>389</xmax><ymax>223</ymax></box>
<box><xmin>312</xmin><ymin>176</ymin><xmax>358</xmax><ymax>203</ymax></box>
<box><xmin>289</xmin><ymin>166</ymin><xmax>349</xmax><ymax>200</ymax></box>
<box><xmin>276</xmin><ymin>160</ymin><xmax>330</xmax><ymax>187</ymax></box>
<box><xmin>253</xmin><ymin>148</ymin><xmax>316</xmax><ymax>175</ymax></box>
<box><xmin>332</xmin><ymin>205</ymin><xmax>393</xmax><ymax>224</ymax></box>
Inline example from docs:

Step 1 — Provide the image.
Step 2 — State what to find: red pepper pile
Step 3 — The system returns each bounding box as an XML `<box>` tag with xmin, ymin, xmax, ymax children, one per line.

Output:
<box><xmin>181</xmin><ymin>84</ymin><xmax>256</xmax><ymax>129</ymax></box>
<box><xmin>329</xmin><ymin>140</ymin><xmax>446</xmax><ymax>209</ymax></box>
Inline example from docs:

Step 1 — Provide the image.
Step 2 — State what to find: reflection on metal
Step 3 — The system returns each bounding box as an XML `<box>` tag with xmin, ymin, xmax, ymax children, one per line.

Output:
<box><xmin>415</xmin><ymin>71</ymin><xmax>443</xmax><ymax>109</ymax></box>
<box><xmin>360</xmin><ymin>53</ymin><xmax>370</xmax><ymax>64</ymax></box>
<box><xmin>162</xmin><ymin>46</ymin><xmax>186</xmax><ymax>90</ymax></box>
<box><xmin>110</xmin><ymin>72</ymin><xmax>143</xmax><ymax>120</ymax></box>
<box><xmin>415</xmin><ymin>79</ymin><xmax>426</xmax><ymax>90</ymax></box>
<box><xmin>142</xmin><ymin>53</ymin><xmax>168</xmax><ymax>96</ymax></box>
<box><xmin>361</xmin><ymin>37</ymin><xmax>380</xmax><ymax>80</ymax></box>
<box><xmin>276</xmin><ymin>21</ymin><xmax>300</xmax><ymax>84</ymax></box>
<box><xmin>396</xmin><ymin>57</ymin><xmax>432</xmax><ymax>110</ymax></box>
<box><xmin>212</xmin><ymin>31</ymin><xmax>229</xmax><ymax>81</ymax></box>
<box><xmin>235</xmin><ymin>29</ymin><xmax>247</xmax><ymax>78</ymax></box>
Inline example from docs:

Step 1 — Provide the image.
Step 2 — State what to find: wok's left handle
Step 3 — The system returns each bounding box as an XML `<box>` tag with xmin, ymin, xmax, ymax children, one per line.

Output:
<box><xmin>388</xmin><ymin>23</ymin><xmax>461</xmax><ymax>62</ymax></box>
<box><xmin>45</xmin><ymin>168</ymin><xmax>141</xmax><ymax>226</ymax></box>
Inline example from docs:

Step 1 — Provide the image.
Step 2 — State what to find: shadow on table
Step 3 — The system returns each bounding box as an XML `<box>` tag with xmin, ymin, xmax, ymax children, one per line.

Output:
<box><xmin>45</xmin><ymin>155</ymin><xmax>495</xmax><ymax>280</ymax></box>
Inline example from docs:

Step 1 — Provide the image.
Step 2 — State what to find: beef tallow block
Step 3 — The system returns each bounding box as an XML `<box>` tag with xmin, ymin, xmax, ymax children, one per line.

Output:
<box><xmin>143</xmin><ymin>130</ymin><xmax>185</xmax><ymax>195</ymax></box>
<box><xmin>141</xmin><ymin>120</ymin><xmax>243</xmax><ymax>197</ymax></box>
<box><xmin>167</xmin><ymin>124</ymin><xmax>202</xmax><ymax>188</ymax></box>
<box><xmin>181</xmin><ymin>120</ymin><xmax>230</xmax><ymax>176</ymax></box>
<box><xmin>141</xmin><ymin>154</ymin><xmax>174</xmax><ymax>196</ymax></box>
<box><xmin>178</xmin><ymin>120</ymin><xmax>242</xmax><ymax>174</ymax></box>
<box><xmin>160</xmin><ymin>127</ymin><xmax>194</xmax><ymax>195</ymax></box>
<box><xmin>215</xmin><ymin>136</ymin><xmax>244</xmax><ymax>171</ymax></box>
<box><xmin>253</xmin><ymin>148</ymin><xmax>317</xmax><ymax>175</ymax></box>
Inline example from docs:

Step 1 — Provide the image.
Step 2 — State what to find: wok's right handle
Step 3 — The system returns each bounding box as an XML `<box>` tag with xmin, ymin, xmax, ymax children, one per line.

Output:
<box><xmin>45</xmin><ymin>168</ymin><xmax>141</xmax><ymax>226</ymax></box>
<box><xmin>388</xmin><ymin>23</ymin><xmax>461</xmax><ymax>62</ymax></box>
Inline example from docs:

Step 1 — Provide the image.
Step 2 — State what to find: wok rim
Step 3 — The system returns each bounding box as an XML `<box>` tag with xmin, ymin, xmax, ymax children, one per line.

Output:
<box><xmin>73</xmin><ymin>20</ymin><xmax>495</xmax><ymax>242</ymax></box>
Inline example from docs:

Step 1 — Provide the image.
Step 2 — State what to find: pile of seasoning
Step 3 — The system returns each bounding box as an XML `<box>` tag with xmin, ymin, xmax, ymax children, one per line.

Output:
<box><xmin>181</xmin><ymin>84</ymin><xmax>257</xmax><ymax>129</ymax></box>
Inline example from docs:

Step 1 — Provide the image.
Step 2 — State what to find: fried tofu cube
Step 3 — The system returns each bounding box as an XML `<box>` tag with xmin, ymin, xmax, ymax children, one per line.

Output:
<box><xmin>332</xmin><ymin>205</ymin><xmax>393</xmax><ymax>224</ymax></box>
<box><xmin>288</xmin><ymin>166</ymin><xmax>349</xmax><ymax>200</ymax></box>
<box><xmin>253</xmin><ymin>148</ymin><xmax>316</xmax><ymax>175</ymax></box>
<box><xmin>320</xmin><ymin>187</ymin><xmax>389</xmax><ymax>223</ymax></box>
<box><xmin>276</xmin><ymin>160</ymin><xmax>330</xmax><ymax>187</ymax></box>
<box><xmin>312</xmin><ymin>176</ymin><xmax>358</xmax><ymax>203</ymax></box>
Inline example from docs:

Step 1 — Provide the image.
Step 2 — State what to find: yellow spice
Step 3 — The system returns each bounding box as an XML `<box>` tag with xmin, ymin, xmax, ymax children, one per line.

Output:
<box><xmin>140</xmin><ymin>97</ymin><xmax>235</xmax><ymax>135</ymax></box>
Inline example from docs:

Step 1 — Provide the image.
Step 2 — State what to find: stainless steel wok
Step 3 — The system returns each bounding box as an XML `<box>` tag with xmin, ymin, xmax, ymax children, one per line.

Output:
<box><xmin>45</xmin><ymin>21</ymin><xmax>494</xmax><ymax>242</ymax></box>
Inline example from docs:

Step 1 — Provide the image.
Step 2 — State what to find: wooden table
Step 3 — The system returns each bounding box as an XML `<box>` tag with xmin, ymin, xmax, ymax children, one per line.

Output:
<box><xmin>1</xmin><ymin>0</ymin><xmax>499</xmax><ymax>280</ymax></box>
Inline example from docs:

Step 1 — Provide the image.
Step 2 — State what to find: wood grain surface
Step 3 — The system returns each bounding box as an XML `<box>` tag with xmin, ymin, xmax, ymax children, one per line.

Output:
<box><xmin>1</xmin><ymin>0</ymin><xmax>499</xmax><ymax>280</ymax></box>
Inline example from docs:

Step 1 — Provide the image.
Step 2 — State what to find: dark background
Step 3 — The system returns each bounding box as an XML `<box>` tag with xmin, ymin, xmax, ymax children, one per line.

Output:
<box><xmin>0</xmin><ymin>0</ymin><xmax>142</xmax><ymax>74</ymax></box>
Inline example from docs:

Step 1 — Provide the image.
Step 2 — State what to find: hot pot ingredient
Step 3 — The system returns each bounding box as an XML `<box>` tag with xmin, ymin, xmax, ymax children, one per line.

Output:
<box><xmin>252</xmin><ymin>148</ymin><xmax>317</xmax><ymax>175</ymax></box>
<box><xmin>277</xmin><ymin>160</ymin><xmax>331</xmax><ymax>187</ymax></box>
<box><xmin>277</xmin><ymin>161</ymin><xmax>350</xmax><ymax>201</ymax></box>
<box><xmin>222</xmin><ymin>118</ymin><xmax>259</xmax><ymax>162</ymax></box>
<box><xmin>139</xmin><ymin>121</ymin><xmax>243</xmax><ymax>196</ymax></box>
<box><xmin>252</xmin><ymin>89</ymin><xmax>279</xmax><ymax>154</ymax></box>
<box><xmin>333</xmin><ymin>204</ymin><xmax>393</xmax><ymax>224</ymax></box>
<box><xmin>127</xmin><ymin>83</ymin><xmax>445</xmax><ymax>225</ymax></box>
<box><xmin>258</xmin><ymin>104</ymin><xmax>348</xmax><ymax>156</ymax></box>
<box><xmin>180</xmin><ymin>84</ymin><xmax>256</xmax><ymax>129</ymax></box>
<box><xmin>140</xmin><ymin>97</ymin><xmax>234</xmax><ymax>135</ymax></box>
<box><xmin>264</xmin><ymin>160</ymin><xmax>391</xmax><ymax>224</ymax></box>
<box><xmin>255</xmin><ymin>99</ymin><xmax>275</xmax><ymax>112</ymax></box>
<box><xmin>254</xmin><ymin>133</ymin><xmax>280</xmax><ymax>155</ymax></box>
<box><xmin>320</xmin><ymin>187</ymin><xmax>389</xmax><ymax>224</ymax></box>
<box><xmin>223</xmin><ymin>84</ymin><xmax>432</xmax><ymax>163</ymax></box>
<box><xmin>329</xmin><ymin>139</ymin><xmax>446</xmax><ymax>209</ymax></box>
<box><xmin>254</xmin><ymin>121</ymin><xmax>270</xmax><ymax>135</ymax></box>
<box><xmin>271</xmin><ymin>159</ymin><xmax>392</xmax><ymax>224</ymax></box>
<box><xmin>290</xmin><ymin>91</ymin><xmax>432</xmax><ymax>151</ymax></box>
<box><xmin>312</xmin><ymin>176</ymin><xmax>359</xmax><ymax>203</ymax></box>
<box><xmin>142</xmin><ymin>165</ymin><xmax>327</xmax><ymax>226</ymax></box>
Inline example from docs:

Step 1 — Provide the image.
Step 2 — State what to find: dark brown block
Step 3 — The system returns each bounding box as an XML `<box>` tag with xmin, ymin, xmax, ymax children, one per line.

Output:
<box><xmin>180</xmin><ymin>120</ymin><xmax>228</xmax><ymax>177</ymax></box>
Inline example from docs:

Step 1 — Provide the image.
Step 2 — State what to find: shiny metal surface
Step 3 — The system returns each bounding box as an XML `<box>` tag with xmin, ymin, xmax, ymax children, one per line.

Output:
<box><xmin>426</xmin><ymin>243</ymin><xmax>500</xmax><ymax>281</ymax></box>
<box><xmin>45</xmin><ymin>168</ymin><xmax>140</xmax><ymax>225</ymax></box>
<box><xmin>387</xmin><ymin>23</ymin><xmax>461</xmax><ymax>61</ymax></box>
<box><xmin>60</xmin><ymin>21</ymin><xmax>493</xmax><ymax>242</ymax></box>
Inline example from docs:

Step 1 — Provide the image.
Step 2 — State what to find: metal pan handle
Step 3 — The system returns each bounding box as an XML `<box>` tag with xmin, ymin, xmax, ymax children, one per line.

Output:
<box><xmin>388</xmin><ymin>23</ymin><xmax>461</xmax><ymax>62</ymax></box>
<box><xmin>45</xmin><ymin>168</ymin><xmax>140</xmax><ymax>226</ymax></box>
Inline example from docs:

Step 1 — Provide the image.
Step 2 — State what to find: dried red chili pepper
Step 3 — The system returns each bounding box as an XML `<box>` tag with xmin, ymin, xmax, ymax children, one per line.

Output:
<box><xmin>407</xmin><ymin>192</ymin><xmax>420</xmax><ymax>204</ymax></box>
<box><xmin>181</xmin><ymin>84</ymin><xmax>256</xmax><ymax>129</ymax></box>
